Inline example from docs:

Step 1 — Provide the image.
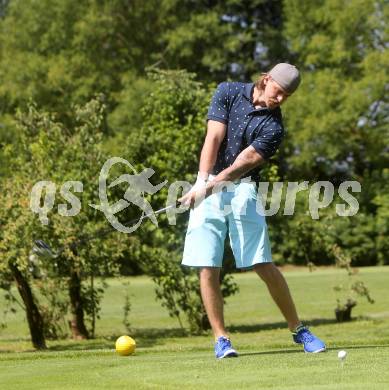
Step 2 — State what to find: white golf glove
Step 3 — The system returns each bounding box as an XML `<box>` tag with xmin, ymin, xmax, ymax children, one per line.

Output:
<box><xmin>181</xmin><ymin>172</ymin><xmax>209</xmax><ymax>206</ymax></box>
<box><xmin>191</xmin><ymin>171</ymin><xmax>209</xmax><ymax>191</ymax></box>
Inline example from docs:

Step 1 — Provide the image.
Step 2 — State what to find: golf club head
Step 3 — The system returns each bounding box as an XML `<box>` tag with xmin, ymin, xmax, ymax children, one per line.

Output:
<box><xmin>33</xmin><ymin>240</ymin><xmax>57</xmax><ymax>258</ymax></box>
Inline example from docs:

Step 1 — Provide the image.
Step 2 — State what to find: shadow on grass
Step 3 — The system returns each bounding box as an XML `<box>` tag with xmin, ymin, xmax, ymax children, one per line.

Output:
<box><xmin>46</xmin><ymin>317</ymin><xmax>338</xmax><ymax>352</ymax></box>
<box><xmin>239</xmin><ymin>344</ymin><xmax>389</xmax><ymax>358</ymax></box>
<box><xmin>47</xmin><ymin>327</ymin><xmax>188</xmax><ymax>351</ymax></box>
<box><xmin>0</xmin><ymin>328</ymin><xmax>189</xmax><ymax>353</ymax></box>
<box><xmin>228</xmin><ymin>317</ymin><xmax>339</xmax><ymax>334</ymax></box>
<box><xmin>327</xmin><ymin>345</ymin><xmax>389</xmax><ymax>351</ymax></box>
<box><xmin>239</xmin><ymin>349</ymin><xmax>302</xmax><ymax>357</ymax></box>
<box><xmin>4</xmin><ymin>317</ymin><xmax>386</xmax><ymax>353</ymax></box>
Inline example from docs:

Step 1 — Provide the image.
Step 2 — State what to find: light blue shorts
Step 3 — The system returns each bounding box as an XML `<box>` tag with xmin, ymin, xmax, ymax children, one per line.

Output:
<box><xmin>182</xmin><ymin>180</ymin><xmax>272</xmax><ymax>269</ymax></box>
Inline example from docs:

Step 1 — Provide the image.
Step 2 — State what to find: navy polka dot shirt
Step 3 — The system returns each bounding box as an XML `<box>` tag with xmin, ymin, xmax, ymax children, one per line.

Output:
<box><xmin>207</xmin><ymin>82</ymin><xmax>285</xmax><ymax>183</ymax></box>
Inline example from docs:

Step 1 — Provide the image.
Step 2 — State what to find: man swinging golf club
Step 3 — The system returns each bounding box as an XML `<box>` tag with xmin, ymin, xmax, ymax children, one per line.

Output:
<box><xmin>179</xmin><ymin>63</ymin><xmax>326</xmax><ymax>358</ymax></box>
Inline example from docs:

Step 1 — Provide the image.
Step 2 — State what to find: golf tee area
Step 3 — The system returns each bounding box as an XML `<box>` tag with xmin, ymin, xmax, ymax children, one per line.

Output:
<box><xmin>1</xmin><ymin>266</ymin><xmax>389</xmax><ymax>390</ymax></box>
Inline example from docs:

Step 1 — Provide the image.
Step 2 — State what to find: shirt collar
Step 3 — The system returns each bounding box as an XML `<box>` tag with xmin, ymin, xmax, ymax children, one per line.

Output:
<box><xmin>243</xmin><ymin>82</ymin><xmax>281</xmax><ymax>115</ymax></box>
<box><xmin>243</xmin><ymin>83</ymin><xmax>254</xmax><ymax>100</ymax></box>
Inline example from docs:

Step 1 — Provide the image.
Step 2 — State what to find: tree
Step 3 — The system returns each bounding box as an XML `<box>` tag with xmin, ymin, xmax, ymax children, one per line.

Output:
<box><xmin>0</xmin><ymin>0</ymin><xmax>169</xmax><ymax>134</ymax></box>
<box><xmin>0</xmin><ymin>97</ymin><xmax>129</xmax><ymax>346</ymax></box>
<box><xmin>0</xmin><ymin>0</ymin><xmax>288</xmax><ymax>120</ymax></box>
<box><xmin>269</xmin><ymin>0</ymin><xmax>389</xmax><ymax>265</ymax></box>
<box><xmin>282</xmin><ymin>0</ymin><xmax>388</xmax><ymax>180</ymax></box>
<box><xmin>0</xmin><ymin>178</ymin><xmax>47</xmax><ymax>349</ymax></box>
<box><xmin>0</xmin><ymin>0</ymin><xmax>290</xmax><ymax>177</ymax></box>
<box><xmin>160</xmin><ymin>0</ymin><xmax>287</xmax><ymax>81</ymax></box>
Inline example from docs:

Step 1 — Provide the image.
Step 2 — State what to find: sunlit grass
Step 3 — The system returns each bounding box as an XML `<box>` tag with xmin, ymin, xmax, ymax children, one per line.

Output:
<box><xmin>1</xmin><ymin>266</ymin><xmax>388</xmax><ymax>389</ymax></box>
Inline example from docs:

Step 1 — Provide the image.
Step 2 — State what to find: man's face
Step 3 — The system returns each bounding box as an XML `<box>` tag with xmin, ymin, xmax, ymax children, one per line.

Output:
<box><xmin>263</xmin><ymin>76</ymin><xmax>291</xmax><ymax>109</ymax></box>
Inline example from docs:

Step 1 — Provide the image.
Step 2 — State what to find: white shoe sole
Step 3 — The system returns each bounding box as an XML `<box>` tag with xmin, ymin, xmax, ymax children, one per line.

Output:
<box><xmin>217</xmin><ymin>348</ymin><xmax>238</xmax><ymax>359</ymax></box>
<box><xmin>304</xmin><ymin>347</ymin><xmax>326</xmax><ymax>353</ymax></box>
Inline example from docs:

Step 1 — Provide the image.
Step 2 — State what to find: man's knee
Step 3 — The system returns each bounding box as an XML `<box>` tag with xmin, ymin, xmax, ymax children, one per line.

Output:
<box><xmin>254</xmin><ymin>263</ymin><xmax>279</xmax><ymax>282</ymax></box>
<box><xmin>200</xmin><ymin>267</ymin><xmax>221</xmax><ymax>283</ymax></box>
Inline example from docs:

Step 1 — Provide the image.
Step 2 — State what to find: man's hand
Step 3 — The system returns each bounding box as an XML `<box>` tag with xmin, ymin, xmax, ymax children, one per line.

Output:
<box><xmin>179</xmin><ymin>186</ymin><xmax>208</xmax><ymax>209</ymax></box>
<box><xmin>179</xmin><ymin>146</ymin><xmax>265</xmax><ymax>208</ymax></box>
<box><xmin>178</xmin><ymin>172</ymin><xmax>209</xmax><ymax>209</ymax></box>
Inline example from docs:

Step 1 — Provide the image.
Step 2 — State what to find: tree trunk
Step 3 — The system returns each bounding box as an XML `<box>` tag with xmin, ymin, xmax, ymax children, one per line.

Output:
<box><xmin>9</xmin><ymin>263</ymin><xmax>47</xmax><ymax>350</ymax></box>
<box><xmin>68</xmin><ymin>268</ymin><xmax>89</xmax><ymax>339</ymax></box>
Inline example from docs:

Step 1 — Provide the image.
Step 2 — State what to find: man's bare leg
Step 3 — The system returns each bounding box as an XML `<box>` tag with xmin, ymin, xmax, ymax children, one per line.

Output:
<box><xmin>254</xmin><ymin>263</ymin><xmax>301</xmax><ymax>331</ymax></box>
<box><xmin>199</xmin><ymin>267</ymin><xmax>228</xmax><ymax>339</ymax></box>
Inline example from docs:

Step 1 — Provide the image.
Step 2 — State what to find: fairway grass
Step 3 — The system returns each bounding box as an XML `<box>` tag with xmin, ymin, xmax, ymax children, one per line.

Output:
<box><xmin>1</xmin><ymin>266</ymin><xmax>389</xmax><ymax>389</ymax></box>
<box><xmin>2</xmin><ymin>346</ymin><xmax>389</xmax><ymax>390</ymax></box>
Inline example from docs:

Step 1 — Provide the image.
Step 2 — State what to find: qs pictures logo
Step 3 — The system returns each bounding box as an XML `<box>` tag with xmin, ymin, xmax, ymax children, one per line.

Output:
<box><xmin>30</xmin><ymin>157</ymin><xmax>167</xmax><ymax>232</ymax></box>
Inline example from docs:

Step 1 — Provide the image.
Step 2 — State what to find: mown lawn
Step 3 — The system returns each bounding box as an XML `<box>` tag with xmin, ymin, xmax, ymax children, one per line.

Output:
<box><xmin>1</xmin><ymin>266</ymin><xmax>389</xmax><ymax>389</ymax></box>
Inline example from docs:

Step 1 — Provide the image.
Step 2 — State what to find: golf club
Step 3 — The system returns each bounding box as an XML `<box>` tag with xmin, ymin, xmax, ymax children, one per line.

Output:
<box><xmin>33</xmin><ymin>203</ymin><xmax>181</xmax><ymax>259</ymax></box>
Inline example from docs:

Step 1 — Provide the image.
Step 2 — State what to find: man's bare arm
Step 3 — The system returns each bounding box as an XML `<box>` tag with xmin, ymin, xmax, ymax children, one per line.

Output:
<box><xmin>206</xmin><ymin>145</ymin><xmax>264</xmax><ymax>194</ymax></box>
<box><xmin>178</xmin><ymin>120</ymin><xmax>226</xmax><ymax>206</ymax></box>
<box><xmin>198</xmin><ymin>120</ymin><xmax>227</xmax><ymax>178</ymax></box>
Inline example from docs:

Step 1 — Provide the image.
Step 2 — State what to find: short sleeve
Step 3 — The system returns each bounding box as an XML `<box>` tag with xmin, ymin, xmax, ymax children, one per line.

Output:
<box><xmin>251</xmin><ymin>118</ymin><xmax>285</xmax><ymax>160</ymax></box>
<box><xmin>207</xmin><ymin>82</ymin><xmax>229</xmax><ymax>124</ymax></box>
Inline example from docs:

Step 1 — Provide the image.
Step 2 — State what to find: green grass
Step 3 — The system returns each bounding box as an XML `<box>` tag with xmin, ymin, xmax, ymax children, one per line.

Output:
<box><xmin>1</xmin><ymin>266</ymin><xmax>389</xmax><ymax>389</ymax></box>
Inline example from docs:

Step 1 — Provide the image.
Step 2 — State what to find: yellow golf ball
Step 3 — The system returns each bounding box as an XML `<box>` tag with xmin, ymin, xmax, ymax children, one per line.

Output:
<box><xmin>115</xmin><ymin>335</ymin><xmax>136</xmax><ymax>356</ymax></box>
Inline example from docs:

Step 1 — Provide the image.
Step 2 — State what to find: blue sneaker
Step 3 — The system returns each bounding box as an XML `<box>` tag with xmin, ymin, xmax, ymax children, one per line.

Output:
<box><xmin>214</xmin><ymin>336</ymin><xmax>238</xmax><ymax>359</ymax></box>
<box><xmin>293</xmin><ymin>326</ymin><xmax>326</xmax><ymax>353</ymax></box>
